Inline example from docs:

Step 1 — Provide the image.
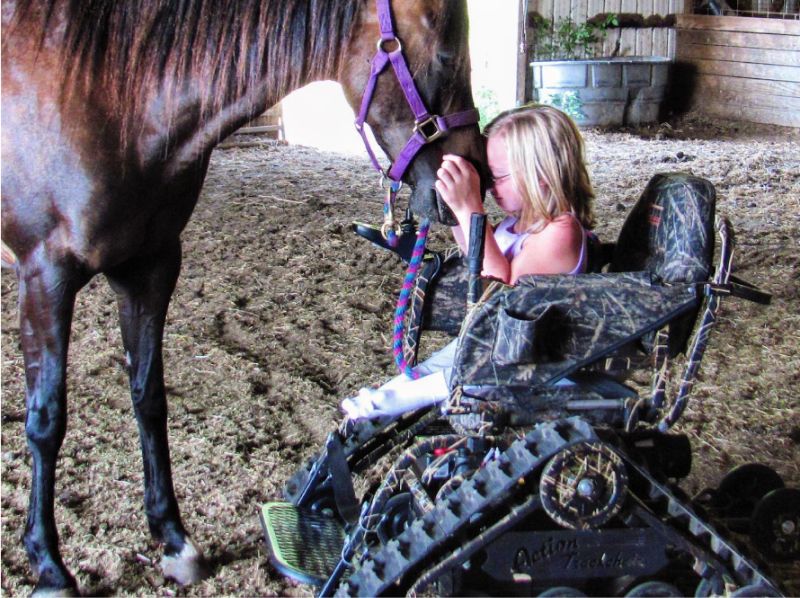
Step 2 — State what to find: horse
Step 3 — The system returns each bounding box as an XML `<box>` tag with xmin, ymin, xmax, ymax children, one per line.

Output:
<box><xmin>0</xmin><ymin>0</ymin><xmax>486</xmax><ymax>593</ymax></box>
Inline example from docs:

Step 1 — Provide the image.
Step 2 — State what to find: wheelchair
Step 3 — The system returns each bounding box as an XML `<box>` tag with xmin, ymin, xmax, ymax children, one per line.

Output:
<box><xmin>259</xmin><ymin>173</ymin><xmax>797</xmax><ymax>597</ymax></box>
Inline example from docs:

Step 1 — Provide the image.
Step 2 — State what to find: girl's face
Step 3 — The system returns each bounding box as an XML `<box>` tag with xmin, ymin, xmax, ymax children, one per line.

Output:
<box><xmin>487</xmin><ymin>134</ymin><xmax>523</xmax><ymax>216</ymax></box>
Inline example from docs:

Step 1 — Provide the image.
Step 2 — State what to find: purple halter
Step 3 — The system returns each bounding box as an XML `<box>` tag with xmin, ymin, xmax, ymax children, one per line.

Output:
<box><xmin>354</xmin><ymin>0</ymin><xmax>480</xmax><ymax>184</ymax></box>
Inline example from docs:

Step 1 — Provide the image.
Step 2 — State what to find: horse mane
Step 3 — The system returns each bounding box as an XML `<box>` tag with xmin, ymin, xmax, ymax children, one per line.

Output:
<box><xmin>9</xmin><ymin>0</ymin><xmax>361</xmax><ymax>129</ymax></box>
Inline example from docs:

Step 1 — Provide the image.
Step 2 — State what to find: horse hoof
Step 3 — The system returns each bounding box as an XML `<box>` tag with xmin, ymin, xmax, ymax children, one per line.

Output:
<box><xmin>160</xmin><ymin>538</ymin><xmax>211</xmax><ymax>586</ymax></box>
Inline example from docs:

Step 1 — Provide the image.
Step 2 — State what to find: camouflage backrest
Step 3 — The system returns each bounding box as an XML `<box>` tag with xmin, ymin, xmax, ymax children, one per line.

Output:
<box><xmin>611</xmin><ymin>172</ymin><xmax>715</xmax><ymax>284</ymax></box>
<box><xmin>610</xmin><ymin>172</ymin><xmax>716</xmax><ymax>356</ymax></box>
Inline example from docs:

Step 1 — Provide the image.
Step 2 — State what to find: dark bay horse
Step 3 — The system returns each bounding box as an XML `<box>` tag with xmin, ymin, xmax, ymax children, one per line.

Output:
<box><xmin>1</xmin><ymin>0</ymin><xmax>486</xmax><ymax>593</ymax></box>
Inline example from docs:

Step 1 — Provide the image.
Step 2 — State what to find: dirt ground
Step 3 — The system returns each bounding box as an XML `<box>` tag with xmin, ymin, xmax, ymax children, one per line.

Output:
<box><xmin>2</xmin><ymin>115</ymin><xmax>799</xmax><ymax>596</ymax></box>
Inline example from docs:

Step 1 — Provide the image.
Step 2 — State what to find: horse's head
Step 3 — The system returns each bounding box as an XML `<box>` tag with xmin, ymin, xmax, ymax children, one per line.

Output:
<box><xmin>339</xmin><ymin>0</ymin><xmax>487</xmax><ymax>225</ymax></box>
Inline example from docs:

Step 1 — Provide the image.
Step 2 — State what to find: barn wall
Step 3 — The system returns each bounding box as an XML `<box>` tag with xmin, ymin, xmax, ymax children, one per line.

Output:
<box><xmin>528</xmin><ymin>0</ymin><xmax>691</xmax><ymax>58</ymax></box>
<box><xmin>239</xmin><ymin>103</ymin><xmax>284</xmax><ymax>138</ymax></box>
<box><xmin>675</xmin><ymin>15</ymin><xmax>800</xmax><ymax>127</ymax></box>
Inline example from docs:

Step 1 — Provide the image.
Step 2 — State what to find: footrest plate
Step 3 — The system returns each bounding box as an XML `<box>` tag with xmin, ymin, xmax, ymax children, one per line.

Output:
<box><xmin>260</xmin><ymin>502</ymin><xmax>345</xmax><ymax>585</ymax></box>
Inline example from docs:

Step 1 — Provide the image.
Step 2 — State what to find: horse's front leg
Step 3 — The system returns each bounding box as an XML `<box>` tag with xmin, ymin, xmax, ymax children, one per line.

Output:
<box><xmin>17</xmin><ymin>251</ymin><xmax>88</xmax><ymax>595</ymax></box>
<box><xmin>106</xmin><ymin>240</ymin><xmax>209</xmax><ymax>586</ymax></box>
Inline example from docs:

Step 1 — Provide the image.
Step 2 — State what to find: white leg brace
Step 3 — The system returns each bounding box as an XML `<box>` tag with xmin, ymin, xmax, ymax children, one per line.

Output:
<box><xmin>341</xmin><ymin>340</ymin><xmax>457</xmax><ymax>420</ymax></box>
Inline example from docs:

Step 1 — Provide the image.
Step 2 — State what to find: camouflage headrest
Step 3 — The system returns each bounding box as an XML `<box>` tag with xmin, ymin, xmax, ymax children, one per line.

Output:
<box><xmin>612</xmin><ymin>172</ymin><xmax>716</xmax><ymax>283</ymax></box>
<box><xmin>611</xmin><ymin>172</ymin><xmax>716</xmax><ymax>357</ymax></box>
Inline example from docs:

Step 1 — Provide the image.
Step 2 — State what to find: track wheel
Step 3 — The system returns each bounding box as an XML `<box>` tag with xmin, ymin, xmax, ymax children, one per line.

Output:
<box><xmin>750</xmin><ymin>487</ymin><xmax>800</xmax><ymax>561</ymax></box>
<box><xmin>716</xmin><ymin>463</ymin><xmax>784</xmax><ymax>519</ymax></box>
<box><xmin>624</xmin><ymin>581</ymin><xmax>681</xmax><ymax>596</ymax></box>
<box><xmin>376</xmin><ymin>492</ymin><xmax>414</xmax><ymax>545</ymax></box>
<box><xmin>730</xmin><ymin>584</ymin><xmax>782</xmax><ymax>597</ymax></box>
<box><xmin>694</xmin><ymin>574</ymin><xmax>725</xmax><ymax>597</ymax></box>
<box><xmin>538</xmin><ymin>587</ymin><xmax>586</xmax><ymax>597</ymax></box>
<box><xmin>540</xmin><ymin>441</ymin><xmax>627</xmax><ymax>530</ymax></box>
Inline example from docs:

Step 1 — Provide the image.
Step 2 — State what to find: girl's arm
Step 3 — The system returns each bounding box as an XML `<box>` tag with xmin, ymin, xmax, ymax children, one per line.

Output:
<box><xmin>435</xmin><ymin>155</ymin><xmax>584</xmax><ymax>285</ymax></box>
<box><xmin>509</xmin><ymin>215</ymin><xmax>584</xmax><ymax>283</ymax></box>
<box><xmin>450</xmin><ymin>223</ymin><xmax>467</xmax><ymax>254</ymax></box>
<box><xmin>435</xmin><ymin>155</ymin><xmax>512</xmax><ymax>283</ymax></box>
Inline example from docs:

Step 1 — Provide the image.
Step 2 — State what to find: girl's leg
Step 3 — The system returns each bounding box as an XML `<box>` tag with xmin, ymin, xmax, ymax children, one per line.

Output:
<box><xmin>341</xmin><ymin>339</ymin><xmax>458</xmax><ymax>419</ymax></box>
<box><xmin>375</xmin><ymin>338</ymin><xmax>458</xmax><ymax>390</ymax></box>
<box><xmin>342</xmin><ymin>369</ymin><xmax>450</xmax><ymax>419</ymax></box>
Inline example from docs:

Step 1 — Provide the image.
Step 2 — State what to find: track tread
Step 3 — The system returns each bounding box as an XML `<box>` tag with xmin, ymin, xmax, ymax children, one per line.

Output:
<box><xmin>333</xmin><ymin>416</ymin><xmax>781</xmax><ymax>597</ymax></box>
<box><xmin>335</xmin><ymin>418</ymin><xmax>594</xmax><ymax>597</ymax></box>
<box><xmin>283</xmin><ymin>413</ymin><xmax>436</xmax><ymax>503</ymax></box>
<box><xmin>622</xmin><ymin>455</ymin><xmax>782</xmax><ymax>594</ymax></box>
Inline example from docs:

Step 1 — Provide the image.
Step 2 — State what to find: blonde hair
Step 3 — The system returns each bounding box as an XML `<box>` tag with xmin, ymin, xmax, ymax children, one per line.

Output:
<box><xmin>484</xmin><ymin>104</ymin><xmax>595</xmax><ymax>233</ymax></box>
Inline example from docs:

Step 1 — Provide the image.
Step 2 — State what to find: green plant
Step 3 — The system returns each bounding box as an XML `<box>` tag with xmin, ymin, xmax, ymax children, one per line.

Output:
<box><xmin>537</xmin><ymin>90</ymin><xmax>585</xmax><ymax>121</ymax></box>
<box><xmin>531</xmin><ymin>13</ymin><xmax>619</xmax><ymax>60</ymax></box>
<box><xmin>474</xmin><ymin>86</ymin><xmax>501</xmax><ymax>131</ymax></box>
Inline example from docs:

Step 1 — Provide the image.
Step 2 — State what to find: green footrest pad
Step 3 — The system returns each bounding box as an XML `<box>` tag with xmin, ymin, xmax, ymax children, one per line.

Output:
<box><xmin>260</xmin><ymin>502</ymin><xmax>345</xmax><ymax>585</ymax></box>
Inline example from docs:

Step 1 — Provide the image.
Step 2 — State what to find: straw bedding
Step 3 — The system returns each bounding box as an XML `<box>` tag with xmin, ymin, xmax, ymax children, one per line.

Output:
<box><xmin>2</xmin><ymin>116</ymin><xmax>798</xmax><ymax>595</ymax></box>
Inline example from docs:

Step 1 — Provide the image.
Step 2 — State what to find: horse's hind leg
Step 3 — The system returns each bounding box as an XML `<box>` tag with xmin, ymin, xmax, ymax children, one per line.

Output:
<box><xmin>105</xmin><ymin>240</ymin><xmax>209</xmax><ymax>586</ymax></box>
<box><xmin>17</xmin><ymin>252</ymin><xmax>88</xmax><ymax>594</ymax></box>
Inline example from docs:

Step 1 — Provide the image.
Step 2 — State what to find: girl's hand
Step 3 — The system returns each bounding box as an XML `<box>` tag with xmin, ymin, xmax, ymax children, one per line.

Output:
<box><xmin>434</xmin><ymin>155</ymin><xmax>482</xmax><ymax>220</ymax></box>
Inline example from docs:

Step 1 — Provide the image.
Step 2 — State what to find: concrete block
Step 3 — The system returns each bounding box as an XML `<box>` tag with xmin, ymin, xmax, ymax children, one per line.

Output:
<box><xmin>539</xmin><ymin>63</ymin><xmax>588</xmax><ymax>88</ymax></box>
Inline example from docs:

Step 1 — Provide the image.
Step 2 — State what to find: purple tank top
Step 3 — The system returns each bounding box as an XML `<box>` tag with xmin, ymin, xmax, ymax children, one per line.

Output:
<box><xmin>493</xmin><ymin>215</ymin><xmax>587</xmax><ymax>274</ymax></box>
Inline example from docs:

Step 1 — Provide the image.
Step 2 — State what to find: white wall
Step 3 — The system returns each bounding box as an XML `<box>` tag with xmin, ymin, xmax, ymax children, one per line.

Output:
<box><xmin>467</xmin><ymin>0</ymin><xmax>520</xmax><ymax>115</ymax></box>
<box><xmin>281</xmin><ymin>81</ymin><xmax>368</xmax><ymax>156</ymax></box>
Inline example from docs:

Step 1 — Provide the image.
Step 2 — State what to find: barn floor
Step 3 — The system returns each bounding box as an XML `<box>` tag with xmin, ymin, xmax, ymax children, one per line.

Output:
<box><xmin>2</xmin><ymin>116</ymin><xmax>799</xmax><ymax>596</ymax></box>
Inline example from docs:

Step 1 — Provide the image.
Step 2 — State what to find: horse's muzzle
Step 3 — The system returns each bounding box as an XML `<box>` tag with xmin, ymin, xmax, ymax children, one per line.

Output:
<box><xmin>410</xmin><ymin>186</ymin><xmax>458</xmax><ymax>226</ymax></box>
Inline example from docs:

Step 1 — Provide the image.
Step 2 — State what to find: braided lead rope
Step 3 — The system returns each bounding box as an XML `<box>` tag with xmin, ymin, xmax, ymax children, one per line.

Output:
<box><xmin>392</xmin><ymin>218</ymin><xmax>430</xmax><ymax>378</ymax></box>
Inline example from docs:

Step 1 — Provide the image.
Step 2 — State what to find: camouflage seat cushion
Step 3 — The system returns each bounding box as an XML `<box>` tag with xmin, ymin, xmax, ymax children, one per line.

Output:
<box><xmin>416</xmin><ymin>226</ymin><xmax>609</xmax><ymax>336</ymax></box>
<box><xmin>452</xmin><ymin>272</ymin><xmax>700</xmax><ymax>389</ymax></box>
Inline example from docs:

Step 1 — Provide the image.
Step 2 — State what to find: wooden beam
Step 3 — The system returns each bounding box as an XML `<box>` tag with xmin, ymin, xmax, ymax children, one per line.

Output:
<box><xmin>676</xmin><ymin>40</ymin><xmax>800</xmax><ymax>66</ymax></box>
<box><xmin>676</xmin><ymin>27</ymin><xmax>800</xmax><ymax>50</ymax></box>
<box><xmin>675</xmin><ymin>71</ymin><xmax>800</xmax><ymax>98</ymax></box>
<box><xmin>674</xmin><ymin>15</ymin><xmax>799</xmax><ymax>127</ymax></box>
<box><xmin>683</xmin><ymin>57</ymin><xmax>800</xmax><ymax>81</ymax></box>
<box><xmin>234</xmin><ymin>125</ymin><xmax>283</xmax><ymax>135</ymax></box>
<box><xmin>653</xmin><ymin>0</ymin><xmax>670</xmax><ymax>54</ymax></box>
<box><xmin>621</xmin><ymin>0</ymin><xmax>638</xmax><ymax>54</ymax></box>
<box><xmin>517</xmin><ymin>0</ymin><xmax>528</xmax><ymax>105</ymax></box>
<box><xmin>686</xmin><ymin>100</ymin><xmax>800</xmax><ymax>127</ymax></box>
<box><xmin>677</xmin><ymin>77</ymin><xmax>800</xmax><ymax>108</ymax></box>
<box><xmin>677</xmin><ymin>14</ymin><xmax>800</xmax><ymax>35</ymax></box>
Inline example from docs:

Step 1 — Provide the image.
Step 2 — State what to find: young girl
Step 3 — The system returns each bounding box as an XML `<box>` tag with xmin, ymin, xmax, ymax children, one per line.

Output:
<box><xmin>342</xmin><ymin>104</ymin><xmax>596</xmax><ymax>420</ymax></box>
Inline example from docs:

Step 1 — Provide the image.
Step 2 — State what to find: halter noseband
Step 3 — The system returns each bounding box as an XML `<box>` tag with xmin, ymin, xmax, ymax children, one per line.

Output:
<box><xmin>354</xmin><ymin>0</ymin><xmax>479</xmax><ymax>184</ymax></box>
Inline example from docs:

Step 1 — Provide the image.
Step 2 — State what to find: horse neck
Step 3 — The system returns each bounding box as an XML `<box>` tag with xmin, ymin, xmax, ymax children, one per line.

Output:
<box><xmin>158</xmin><ymin>45</ymin><xmax>348</xmax><ymax>174</ymax></box>
<box><xmin>18</xmin><ymin>0</ymin><xmax>361</xmax><ymax>168</ymax></box>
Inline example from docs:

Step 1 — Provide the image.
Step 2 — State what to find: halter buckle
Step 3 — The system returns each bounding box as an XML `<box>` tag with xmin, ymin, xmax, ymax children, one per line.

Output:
<box><xmin>413</xmin><ymin>116</ymin><xmax>444</xmax><ymax>143</ymax></box>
